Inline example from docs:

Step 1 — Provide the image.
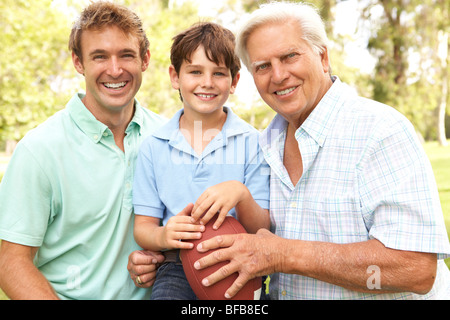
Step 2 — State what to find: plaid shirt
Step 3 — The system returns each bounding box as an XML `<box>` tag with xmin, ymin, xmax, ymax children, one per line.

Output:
<box><xmin>260</xmin><ymin>77</ymin><xmax>450</xmax><ymax>299</ymax></box>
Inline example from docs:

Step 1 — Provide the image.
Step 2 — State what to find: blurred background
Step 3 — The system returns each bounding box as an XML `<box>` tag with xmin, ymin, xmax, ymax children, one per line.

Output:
<box><xmin>1</xmin><ymin>0</ymin><xmax>449</xmax><ymax>148</ymax></box>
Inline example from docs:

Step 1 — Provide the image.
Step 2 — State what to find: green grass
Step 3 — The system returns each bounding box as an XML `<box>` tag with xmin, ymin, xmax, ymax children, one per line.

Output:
<box><xmin>423</xmin><ymin>142</ymin><xmax>450</xmax><ymax>223</ymax></box>
<box><xmin>0</xmin><ymin>141</ymin><xmax>449</xmax><ymax>299</ymax></box>
<box><xmin>423</xmin><ymin>141</ymin><xmax>450</xmax><ymax>269</ymax></box>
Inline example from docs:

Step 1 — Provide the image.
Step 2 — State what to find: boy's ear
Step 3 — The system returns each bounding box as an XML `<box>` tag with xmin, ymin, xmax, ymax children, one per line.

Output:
<box><xmin>169</xmin><ymin>65</ymin><xmax>180</xmax><ymax>90</ymax></box>
<box><xmin>229</xmin><ymin>72</ymin><xmax>240</xmax><ymax>95</ymax></box>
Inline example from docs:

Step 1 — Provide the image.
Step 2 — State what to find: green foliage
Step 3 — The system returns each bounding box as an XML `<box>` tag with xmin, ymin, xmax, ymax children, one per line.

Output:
<box><xmin>134</xmin><ymin>0</ymin><xmax>201</xmax><ymax>117</ymax></box>
<box><xmin>365</xmin><ymin>0</ymin><xmax>450</xmax><ymax>140</ymax></box>
<box><xmin>0</xmin><ymin>0</ymin><xmax>73</xmax><ymax>141</ymax></box>
<box><xmin>0</xmin><ymin>0</ymin><xmax>448</xmax><ymax>144</ymax></box>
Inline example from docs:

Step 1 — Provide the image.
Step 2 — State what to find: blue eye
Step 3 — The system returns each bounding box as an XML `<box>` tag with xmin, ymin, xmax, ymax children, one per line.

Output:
<box><xmin>255</xmin><ymin>63</ymin><xmax>269</xmax><ymax>73</ymax></box>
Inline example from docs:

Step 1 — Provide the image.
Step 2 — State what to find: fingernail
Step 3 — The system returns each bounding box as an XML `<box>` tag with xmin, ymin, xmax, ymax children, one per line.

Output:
<box><xmin>197</xmin><ymin>243</ymin><xmax>203</xmax><ymax>251</ymax></box>
<box><xmin>202</xmin><ymin>278</ymin><xmax>209</xmax><ymax>286</ymax></box>
<box><xmin>194</xmin><ymin>261</ymin><xmax>200</xmax><ymax>269</ymax></box>
<box><xmin>225</xmin><ymin>293</ymin><xmax>231</xmax><ymax>299</ymax></box>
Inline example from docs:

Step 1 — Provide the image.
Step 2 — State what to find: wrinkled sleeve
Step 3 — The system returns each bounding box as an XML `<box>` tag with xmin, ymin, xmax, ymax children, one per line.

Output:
<box><xmin>132</xmin><ymin>138</ymin><xmax>165</xmax><ymax>219</ymax></box>
<box><xmin>244</xmin><ymin>132</ymin><xmax>270</xmax><ymax>210</ymax></box>
<box><xmin>358</xmin><ymin>119</ymin><xmax>450</xmax><ymax>259</ymax></box>
<box><xmin>0</xmin><ymin>142</ymin><xmax>51</xmax><ymax>247</ymax></box>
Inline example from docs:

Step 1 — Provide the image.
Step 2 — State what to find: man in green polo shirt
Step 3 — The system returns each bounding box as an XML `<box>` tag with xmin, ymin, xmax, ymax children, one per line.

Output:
<box><xmin>0</xmin><ymin>2</ymin><xmax>165</xmax><ymax>299</ymax></box>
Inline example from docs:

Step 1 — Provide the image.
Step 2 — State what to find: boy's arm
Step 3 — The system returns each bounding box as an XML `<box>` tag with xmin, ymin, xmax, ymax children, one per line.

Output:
<box><xmin>234</xmin><ymin>186</ymin><xmax>270</xmax><ymax>234</ymax></box>
<box><xmin>134</xmin><ymin>215</ymin><xmax>166</xmax><ymax>251</ymax></box>
<box><xmin>134</xmin><ymin>204</ymin><xmax>204</xmax><ymax>251</ymax></box>
<box><xmin>191</xmin><ymin>181</ymin><xmax>270</xmax><ymax>233</ymax></box>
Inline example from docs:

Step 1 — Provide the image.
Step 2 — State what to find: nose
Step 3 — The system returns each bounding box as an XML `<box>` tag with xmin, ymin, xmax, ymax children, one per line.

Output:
<box><xmin>107</xmin><ymin>56</ymin><xmax>123</xmax><ymax>78</ymax></box>
<box><xmin>271</xmin><ymin>61</ymin><xmax>289</xmax><ymax>84</ymax></box>
<box><xmin>201</xmin><ymin>73</ymin><xmax>214</xmax><ymax>88</ymax></box>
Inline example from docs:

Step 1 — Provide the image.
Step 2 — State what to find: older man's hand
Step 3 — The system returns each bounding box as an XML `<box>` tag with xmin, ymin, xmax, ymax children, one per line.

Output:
<box><xmin>193</xmin><ymin>228</ymin><xmax>281</xmax><ymax>299</ymax></box>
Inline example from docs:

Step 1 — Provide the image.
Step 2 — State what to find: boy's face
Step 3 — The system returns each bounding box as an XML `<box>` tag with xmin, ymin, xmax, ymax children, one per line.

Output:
<box><xmin>169</xmin><ymin>45</ymin><xmax>239</xmax><ymax>118</ymax></box>
<box><xmin>72</xmin><ymin>25</ymin><xmax>150</xmax><ymax>116</ymax></box>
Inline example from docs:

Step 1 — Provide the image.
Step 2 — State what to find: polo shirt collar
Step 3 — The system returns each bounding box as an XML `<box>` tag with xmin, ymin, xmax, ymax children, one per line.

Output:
<box><xmin>153</xmin><ymin>106</ymin><xmax>249</xmax><ymax>157</ymax></box>
<box><xmin>67</xmin><ymin>93</ymin><xmax>144</xmax><ymax>143</ymax></box>
<box><xmin>154</xmin><ymin>106</ymin><xmax>249</xmax><ymax>141</ymax></box>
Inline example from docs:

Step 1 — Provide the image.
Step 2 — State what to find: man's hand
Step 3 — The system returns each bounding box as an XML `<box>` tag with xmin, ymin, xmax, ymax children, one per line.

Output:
<box><xmin>127</xmin><ymin>250</ymin><xmax>165</xmax><ymax>288</ymax></box>
<box><xmin>193</xmin><ymin>228</ymin><xmax>281</xmax><ymax>298</ymax></box>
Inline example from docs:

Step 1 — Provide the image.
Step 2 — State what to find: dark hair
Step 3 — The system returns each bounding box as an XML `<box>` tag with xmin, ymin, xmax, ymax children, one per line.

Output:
<box><xmin>69</xmin><ymin>1</ymin><xmax>149</xmax><ymax>62</ymax></box>
<box><xmin>170</xmin><ymin>22</ymin><xmax>241</xmax><ymax>80</ymax></box>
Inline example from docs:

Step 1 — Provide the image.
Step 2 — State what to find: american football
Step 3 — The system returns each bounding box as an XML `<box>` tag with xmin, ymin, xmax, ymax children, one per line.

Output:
<box><xmin>180</xmin><ymin>215</ymin><xmax>262</xmax><ymax>300</ymax></box>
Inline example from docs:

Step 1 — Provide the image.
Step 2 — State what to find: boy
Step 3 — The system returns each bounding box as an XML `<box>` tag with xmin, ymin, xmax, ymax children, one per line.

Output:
<box><xmin>132</xmin><ymin>22</ymin><xmax>270</xmax><ymax>300</ymax></box>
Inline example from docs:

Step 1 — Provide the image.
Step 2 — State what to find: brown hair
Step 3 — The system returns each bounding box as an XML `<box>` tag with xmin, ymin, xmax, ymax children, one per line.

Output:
<box><xmin>170</xmin><ymin>22</ymin><xmax>241</xmax><ymax>80</ymax></box>
<box><xmin>69</xmin><ymin>1</ymin><xmax>149</xmax><ymax>62</ymax></box>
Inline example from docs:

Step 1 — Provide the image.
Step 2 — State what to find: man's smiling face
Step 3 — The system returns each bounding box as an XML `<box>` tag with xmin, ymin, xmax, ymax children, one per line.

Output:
<box><xmin>247</xmin><ymin>20</ymin><xmax>331</xmax><ymax>127</ymax></box>
<box><xmin>72</xmin><ymin>25</ymin><xmax>150</xmax><ymax>115</ymax></box>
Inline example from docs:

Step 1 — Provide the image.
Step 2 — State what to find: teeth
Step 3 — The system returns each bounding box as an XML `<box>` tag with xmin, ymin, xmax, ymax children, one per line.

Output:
<box><xmin>104</xmin><ymin>82</ymin><xmax>126</xmax><ymax>89</ymax></box>
<box><xmin>197</xmin><ymin>94</ymin><xmax>216</xmax><ymax>98</ymax></box>
<box><xmin>275</xmin><ymin>87</ymin><xmax>297</xmax><ymax>96</ymax></box>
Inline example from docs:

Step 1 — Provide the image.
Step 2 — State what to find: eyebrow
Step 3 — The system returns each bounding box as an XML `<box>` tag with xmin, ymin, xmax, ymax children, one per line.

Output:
<box><xmin>251</xmin><ymin>60</ymin><xmax>269</xmax><ymax>70</ymax></box>
<box><xmin>185</xmin><ymin>64</ymin><xmax>229</xmax><ymax>71</ymax></box>
<box><xmin>251</xmin><ymin>47</ymin><xmax>299</xmax><ymax>69</ymax></box>
<box><xmin>88</xmin><ymin>48</ymin><xmax>138</xmax><ymax>57</ymax></box>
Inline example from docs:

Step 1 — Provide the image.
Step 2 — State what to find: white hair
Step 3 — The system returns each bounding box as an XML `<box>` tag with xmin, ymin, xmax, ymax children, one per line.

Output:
<box><xmin>235</xmin><ymin>1</ymin><xmax>329</xmax><ymax>71</ymax></box>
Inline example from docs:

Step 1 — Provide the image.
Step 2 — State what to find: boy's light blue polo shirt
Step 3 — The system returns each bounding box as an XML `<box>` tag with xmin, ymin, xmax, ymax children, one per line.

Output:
<box><xmin>133</xmin><ymin>107</ymin><xmax>270</xmax><ymax>226</ymax></box>
<box><xmin>0</xmin><ymin>93</ymin><xmax>164</xmax><ymax>300</ymax></box>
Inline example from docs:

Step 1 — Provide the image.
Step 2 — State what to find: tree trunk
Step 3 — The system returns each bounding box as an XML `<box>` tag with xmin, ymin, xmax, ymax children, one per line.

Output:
<box><xmin>437</xmin><ymin>31</ymin><xmax>448</xmax><ymax>147</ymax></box>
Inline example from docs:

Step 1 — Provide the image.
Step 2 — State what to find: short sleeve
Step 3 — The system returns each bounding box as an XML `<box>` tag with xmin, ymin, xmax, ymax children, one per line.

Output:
<box><xmin>132</xmin><ymin>138</ymin><xmax>165</xmax><ymax>218</ymax></box>
<box><xmin>358</xmin><ymin>119</ymin><xmax>450</xmax><ymax>259</ymax></box>
<box><xmin>0</xmin><ymin>142</ymin><xmax>52</xmax><ymax>246</ymax></box>
<box><xmin>244</xmin><ymin>132</ymin><xmax>270</xmax><ymax>210</ymax></box>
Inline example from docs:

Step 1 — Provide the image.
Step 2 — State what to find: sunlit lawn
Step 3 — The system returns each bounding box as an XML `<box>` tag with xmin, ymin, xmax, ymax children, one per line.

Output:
<box><xmin>0</xmin><ymin>141</ymin><xmax>449</xmax><ymax>299</ymax></box>
<box><xmin>423</xmin><ymin>141</ymin><xmax>450</xmax><ymax>269</ymax></box>
<box><xmin>423</xmin><ymin>142</ymin><xmax>450</xmax><ymax>225</ymax></box>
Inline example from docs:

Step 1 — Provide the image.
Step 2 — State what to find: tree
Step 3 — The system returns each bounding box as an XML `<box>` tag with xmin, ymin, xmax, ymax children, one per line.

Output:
<box><xmin>364</xmin><ymin>0</ymin><xmax>449</xmax><ymax>142</ymax></box>
<box><xmin>0</xmin><ymin>0</ymin><xmax>73</xmax><ymax>151</ymax></box>
<box><xmin>131</xmin><ymin>0</ymin><xmax>201</xmax><ymax>117</ymax></box>
<box><xmin>434</xmin><ymin>0</ymin><xmax>449</xmax><ymax>146</ymax></box>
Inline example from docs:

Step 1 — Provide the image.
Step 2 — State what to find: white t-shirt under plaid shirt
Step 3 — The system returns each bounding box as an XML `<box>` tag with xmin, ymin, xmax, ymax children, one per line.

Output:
<box><xmin>260</xmin><ymin>77</ymin><xmax>450</xmax><ymax>299</ymax></box>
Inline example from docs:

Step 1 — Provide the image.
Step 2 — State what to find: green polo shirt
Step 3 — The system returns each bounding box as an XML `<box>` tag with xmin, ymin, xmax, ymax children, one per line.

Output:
<box><xmin>0</xmin><ymin>93</ymin><xmax>164</xmax><ymax>300</ymax></box>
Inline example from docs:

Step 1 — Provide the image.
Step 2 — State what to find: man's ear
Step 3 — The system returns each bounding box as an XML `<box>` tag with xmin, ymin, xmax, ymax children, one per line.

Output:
<box><xmin>72</xmin><ymin>52</ymin><xmax>85</xmax><ymax>76</ymax></box>
<box><xmin>141</xmin><ymin>49</ymin><xmax>151</xmax><ymax>72</ymax></box>
<box><xmin>320</xmin><ymin>46</ymin><xmax>331</xmax><ymax>74</ymax></box>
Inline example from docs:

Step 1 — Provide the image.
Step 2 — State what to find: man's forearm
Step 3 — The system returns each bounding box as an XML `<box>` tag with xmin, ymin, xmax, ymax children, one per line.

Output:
<box><xmin>0</xmin><ymin>241</ymin><xmax>59</xmax><ymax>300</ymax></box>
<box><xmin>279</xmin><ymin>238</ymin><xmax>437</xmax><ymax>294</ymax></box>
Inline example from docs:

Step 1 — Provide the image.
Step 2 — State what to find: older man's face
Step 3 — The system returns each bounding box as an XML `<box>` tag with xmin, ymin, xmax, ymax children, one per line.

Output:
<box><xmin>247</xmin><ymin>20</ymin><xmax>331</xmax><ymax>127</ymax></box>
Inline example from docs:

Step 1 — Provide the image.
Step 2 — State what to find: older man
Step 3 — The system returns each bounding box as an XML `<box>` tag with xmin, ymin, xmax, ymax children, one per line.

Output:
<box><xmin>192</xmin><ymin>2</ymin><xmax>450</xmax><ymax>300</ymax></box>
